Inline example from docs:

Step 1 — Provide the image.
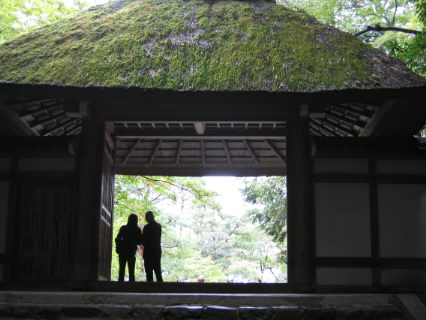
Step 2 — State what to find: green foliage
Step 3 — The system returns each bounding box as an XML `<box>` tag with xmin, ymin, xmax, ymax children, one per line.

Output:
<box><xmin>242</xmin><ymin>177</ymin><xmax>287</xmax><ymax>261</ymax></box>
<box><xmin>283</xmin><ymin>0</ymin><xmax>425</xmax><ymax>77</ymax></box>
<box><xmin>415</xmin><ymin>0</ymin><xmax>426</xmax><ymax>24</ymax></box>
<box><xmin>112</xmin><ymin>175</ymin><xmax>287</xmax><ymax>282</ymax></box>
<box><xmin>0</xmin><ymin>0</ymin><xmax>85</xmax><ymax>44</ymax></box>
<box><xmin>379</xmin><ymin>30</ymin><xmax>426</xmax><ymax>77</ymax></box>
<box><xmin>0</xmin><ymin>0</ymin><xmax>376</xmax><ymax>91</ymax></box>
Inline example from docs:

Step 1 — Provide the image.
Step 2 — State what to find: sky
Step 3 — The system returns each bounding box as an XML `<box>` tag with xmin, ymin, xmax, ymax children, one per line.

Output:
<box><xmin>203</xmin><ymin>176</ymin><xmax>251</xmax><ymax>217</ymax></box>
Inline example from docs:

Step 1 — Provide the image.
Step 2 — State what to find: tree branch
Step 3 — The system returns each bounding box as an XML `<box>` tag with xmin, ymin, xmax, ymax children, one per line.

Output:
<box><xmin>392</xmin><ymin>0</ymin><xmax>398</xmax><ymax>26</ymax></box>
<box><xmin>355</xmin><ymin>24</ymin><xmax>420</xmax><ymax>36</ymax></box>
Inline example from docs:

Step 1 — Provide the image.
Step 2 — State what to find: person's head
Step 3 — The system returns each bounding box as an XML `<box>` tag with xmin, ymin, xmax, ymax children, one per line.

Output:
<box><xmin>145</xmin><ymin>211</ymin><xmax>155</xmax><ymax>223</ymax></box>
<box><xmin>127</xmin><ymin>213</ymin><xmax>138</xmax><ymax>227</ymax></box>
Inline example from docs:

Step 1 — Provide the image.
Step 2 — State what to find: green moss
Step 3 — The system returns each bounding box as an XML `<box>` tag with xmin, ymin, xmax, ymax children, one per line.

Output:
<box><xmin>0</xmin><ymin>0</ymin><xmax>377</xmax><ymax>91</ymax></box>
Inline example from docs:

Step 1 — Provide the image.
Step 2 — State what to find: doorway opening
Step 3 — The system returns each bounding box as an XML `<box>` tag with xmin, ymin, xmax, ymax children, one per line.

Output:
<box><xmin>110</xmin><ymin>175</ymin><xmax>287</xmax><ymax>283</ymax></box>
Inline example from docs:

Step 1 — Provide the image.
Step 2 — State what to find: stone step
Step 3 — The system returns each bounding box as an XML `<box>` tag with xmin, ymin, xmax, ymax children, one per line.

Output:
<box><xmin>0</xmin><ymin>303</ymin><xmax>404</xmax><ymax>320</ymax></box>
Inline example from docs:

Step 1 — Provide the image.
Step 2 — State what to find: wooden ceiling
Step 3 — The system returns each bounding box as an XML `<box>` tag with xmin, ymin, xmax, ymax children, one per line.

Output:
<box><xmin>112</xmin><ymin>121</ymin><xmax>287</xmax><ymax>175</ymax></box>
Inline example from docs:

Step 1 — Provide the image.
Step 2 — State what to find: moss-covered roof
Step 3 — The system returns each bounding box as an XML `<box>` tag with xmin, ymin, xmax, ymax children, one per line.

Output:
<box><xmin>0</xmin><ymin>0</ymin><xmax>424</xmax><ymax>92</ymax></box>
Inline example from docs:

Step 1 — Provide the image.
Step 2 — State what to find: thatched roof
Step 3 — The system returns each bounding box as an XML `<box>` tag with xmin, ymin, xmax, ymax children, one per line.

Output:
<box><xmin>0</xmin><ymin>0</ymin><xmax>424</xmax><ymax>92</ymax></box>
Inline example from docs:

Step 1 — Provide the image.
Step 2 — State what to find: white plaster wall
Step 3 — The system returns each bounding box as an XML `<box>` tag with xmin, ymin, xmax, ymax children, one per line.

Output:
<box><xmin>379</xmin><ymin>184</ymin><xmax>426</xmax><ymax>258</ymax></box>
<box><xmin>316</xmin><ymin>267</ymin><xmax>372</xmax><ymax>286</ymax></box>
<box><xmin>315</xmin><ymin>183</ymin><xmax>371</xmax><ymax>257</ymax></box>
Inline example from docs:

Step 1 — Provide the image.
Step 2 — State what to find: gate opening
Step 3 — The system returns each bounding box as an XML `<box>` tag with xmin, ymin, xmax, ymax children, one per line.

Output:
<box><xmin>111</xmin><ymin>175</ymin><xmax>287</xmax><ymax>283</ymax></box>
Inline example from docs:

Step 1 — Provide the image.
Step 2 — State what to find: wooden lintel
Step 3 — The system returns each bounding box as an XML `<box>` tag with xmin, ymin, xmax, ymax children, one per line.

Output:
<box><xmin>244</xmin><ymin>139</ymin><xmax>259</xmax><ymax>164</ymax></box>
<box><xmin>265</xmin><ymin>139</ymin><xmax>286</xmax><ymax>164</ymax></box>
<box><xmin>122</xmin><ymin>138</ymin><xmax>141</xmax><ymax>165</ymax></box>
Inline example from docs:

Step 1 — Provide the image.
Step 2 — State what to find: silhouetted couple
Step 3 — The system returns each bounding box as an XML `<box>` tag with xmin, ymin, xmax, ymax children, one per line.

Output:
<box><xmin>115</xmin><ymin>211</ymin><xmax>163</xmax><ymax>282</ymax></box>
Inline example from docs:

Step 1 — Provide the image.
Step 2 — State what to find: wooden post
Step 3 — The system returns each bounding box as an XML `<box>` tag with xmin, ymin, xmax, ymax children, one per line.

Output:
<box><xmin>287</xmin><ymin>105</ymin><xmax>313</xmax><ymax>292</ymax></box>
<box><xmin>72</xmin><ymin>116</ymin><xmax>105</xmax><ymax>289</ymax></box>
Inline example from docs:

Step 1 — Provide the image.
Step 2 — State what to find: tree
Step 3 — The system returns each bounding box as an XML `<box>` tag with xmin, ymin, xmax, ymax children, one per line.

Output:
<box><xmin>0</xmin><ymin>0</ymin><xmax>86</xmax><ymax>44</ymax></box>
<box><xmin>242</xmin><ymin>177</ymin><xmax>287</xmax><ymax>262</ymax></box>
<box><xmin>112</xmin><ymin>175</ymin><xmax>287</xmax><ymax>282</ymax></box>
<box><xmin>282</xmin><ymin>0</ymin><xmax>425</xmax><ymax>77</ymax></box>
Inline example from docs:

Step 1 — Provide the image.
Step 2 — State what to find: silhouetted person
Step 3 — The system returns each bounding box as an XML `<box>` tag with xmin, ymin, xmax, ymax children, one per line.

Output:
<box><xmin>115</xmin><ymin>214</ymin><xmax>142</xmax><ymax>282</ymax></box>
<box><xmin>141</xmin><ymin>211</ymin><xmax>163</xmax><ymax>282</ymax></box>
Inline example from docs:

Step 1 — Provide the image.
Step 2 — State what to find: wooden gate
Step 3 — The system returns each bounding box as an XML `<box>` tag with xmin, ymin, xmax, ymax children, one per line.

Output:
<box><xmin>97</xmin><ymin>128</ymin><xmax>115</xmax><ymax>281</ymax></box>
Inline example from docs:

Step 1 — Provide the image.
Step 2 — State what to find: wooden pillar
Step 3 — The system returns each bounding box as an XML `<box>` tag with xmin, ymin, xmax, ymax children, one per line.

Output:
<box><xmin>287</xmin><ymin>105</ymin><xmax>313</xmax><ymax>292</ymax></box>
<box><xmin>72</xmin><ymin>116</ymin><xmax>105</xmax><ymax>289</ymax></box>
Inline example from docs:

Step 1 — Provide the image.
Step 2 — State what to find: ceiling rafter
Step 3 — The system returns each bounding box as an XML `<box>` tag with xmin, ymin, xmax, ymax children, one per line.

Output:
<box><xmin>149</xmin><ymin>139</ymin><xmax>162</xmax><ymax>166</ymax></box>
<box><xmin>222</xmin><ymin>139</ymin><xmax>232</xmax><ymax>164</ymax></box>
<box><xmin>244</xmin><ymin>139</ymin><xmax>259</xmax><ymax>164</ymax></box>
<box><xmin>121</xmin><ymin>138</ymin><xmax>141</xmax><ymax>165</ymax></box>
<box><xmin>265</xmin><ymin>139</ymin><xmax>286</xmax><ymax>164</ymax></box>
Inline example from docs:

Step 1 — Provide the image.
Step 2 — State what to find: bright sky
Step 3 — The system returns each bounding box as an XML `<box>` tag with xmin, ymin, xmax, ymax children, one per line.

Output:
<box><xmin>203</xmin><ymin>176</ymin><xmax>251</xmax><ymax>217</ymax></box>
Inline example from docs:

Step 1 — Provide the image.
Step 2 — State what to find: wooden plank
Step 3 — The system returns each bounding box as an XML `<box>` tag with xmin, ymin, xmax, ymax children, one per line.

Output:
<box><xmin>122</xmin><ymin>138</ymin><xmax>141</xmax><ymax>165</ymax></box>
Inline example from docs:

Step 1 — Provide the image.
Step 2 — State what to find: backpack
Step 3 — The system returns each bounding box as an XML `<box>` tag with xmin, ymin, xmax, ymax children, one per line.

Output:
<box><xmin>115</xmin><ymin>226</ymin><xmax>128</xmax><ymax>254</ymax></box>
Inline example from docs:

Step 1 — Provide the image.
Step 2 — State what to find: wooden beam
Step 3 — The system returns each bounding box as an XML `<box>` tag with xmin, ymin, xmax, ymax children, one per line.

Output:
<box><xmin>122</xmin><ymin>138</ymin><xmax>141</xmax><ymax>165</ymax></box>
<box><xmin>286</xmin><ymin>104</ymin><xmax>313</xmax><ymax>292</ymax></box>
<box><xmin>148</xmin><ymin>139</ymin><xmax>161</xmax><ymax>166</ymax></box>
<box><xmin>244</xmin><ymin>139</ymin><xmax>259</xmax><ymax>164</ymax></box>
<box><xmin>265</xmin><ymin>139</ymin><xmax>286</xmax><ymax>164</ymax></box>
<box><xmin>115</xmin><ymin>166</ymin><xmax>286</xmax><ymax>177</ymax></box>
<box><xmin>73</xmin><ymin>119</ymin><xmax>105</xmax><ymax>288</ymax></box>
<box><xmin>222</xmin><ymin>139</ymin><xmax>232</xmax><ymax>164</ymax></box>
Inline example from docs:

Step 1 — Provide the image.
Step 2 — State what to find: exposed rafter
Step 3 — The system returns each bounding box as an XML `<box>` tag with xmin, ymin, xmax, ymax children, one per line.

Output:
<box><xmin>122</xmin><ymin>138</ymin><xmax>141</xmax><ymax>165</ymax></box>
<box><xmin>148</xmin><ymin>139</ymin><xmax>162</xmax><ymax>166</ymax></box>
<box><xmin>244</xmin><ymin>139</ymin><xmax>259</xmax><ymax>164</ymax></box>
<box><xmin>265</xmin><ymin>139</ymin><xmax>286</xmax><ymax>164</ymax></box>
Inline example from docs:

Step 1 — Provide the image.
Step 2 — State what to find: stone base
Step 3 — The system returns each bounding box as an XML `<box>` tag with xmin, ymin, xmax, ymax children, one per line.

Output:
<box><xmin>0</xmin><ymin>292</ymin><xmax>413</xmax><ymax>319</ymax></box>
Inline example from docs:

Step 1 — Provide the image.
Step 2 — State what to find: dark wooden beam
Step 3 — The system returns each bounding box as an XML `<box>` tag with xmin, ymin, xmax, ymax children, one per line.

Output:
<box><xmin>286</xmin><ymin>105</ymin><xmax>313</xmax><ymax>292</ymax></box>
<box><xmin>73</xmin><ymin>119</ymin><xmax>105</xmax><ymax>289</ymax></box>
<box><xmin>115</xmin><ymin>166</ymin><xmax>286</xmax><ymax>177</ymax></box>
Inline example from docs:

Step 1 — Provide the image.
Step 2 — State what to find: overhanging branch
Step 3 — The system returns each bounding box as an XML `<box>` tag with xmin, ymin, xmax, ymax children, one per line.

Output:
<box><xmin>355</xmin><ymin>24</ymin><xmax>420</xmax><ymax>37</ymax></box>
